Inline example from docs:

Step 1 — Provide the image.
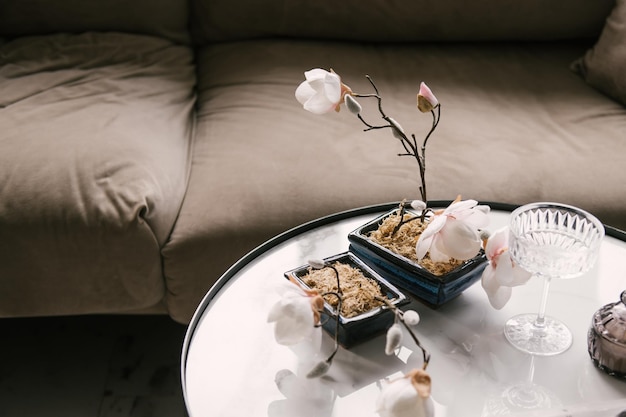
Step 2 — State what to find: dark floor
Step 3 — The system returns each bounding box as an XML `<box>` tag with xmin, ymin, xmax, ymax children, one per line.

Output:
<box><xmin>0</xmin><ymin>314</ymin><xmax>189</xmax><ymax>417</ymax></box>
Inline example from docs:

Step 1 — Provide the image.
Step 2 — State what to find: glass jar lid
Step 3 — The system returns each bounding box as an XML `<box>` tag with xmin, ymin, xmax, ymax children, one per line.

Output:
<box><xmin>592</xmin><ymin>290</ymin><xmax>626</xmax><ymax>345</ymax></box>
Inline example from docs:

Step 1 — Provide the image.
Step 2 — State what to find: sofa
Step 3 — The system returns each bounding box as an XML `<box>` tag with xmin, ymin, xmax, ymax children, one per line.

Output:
<box><xmin>1</xmin><ymin>0</ymin><xmax>625</xmax><ymax>324</ymax></box>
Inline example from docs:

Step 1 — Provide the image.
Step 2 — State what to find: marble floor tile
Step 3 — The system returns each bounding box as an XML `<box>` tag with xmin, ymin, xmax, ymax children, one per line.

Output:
<box><xmin>0</xmin><ymin>315</ymin><xmax>188</xmax><ymax>417</ymax></box>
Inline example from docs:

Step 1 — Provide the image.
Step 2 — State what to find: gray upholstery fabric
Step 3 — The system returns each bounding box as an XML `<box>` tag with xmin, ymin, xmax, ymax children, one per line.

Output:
<box><xmin>190</xmin><ymin>0</ymin><xmax>614</xmax><ymax>44</ymax></box>
<box><xmin>573</xmin><ymin>0</ymin><xmax>626</xmax><ymax>106</ymax></box>
<box><xmin>0</xmin><ymin>0</ymin><xmax>190</xmax><ymax>44</ymax></box>
<box><xmin>162</xmin><ymin>39</ymin><xmax>626</xmax><ymax>323</ymax></box>
<box><xmin>0</xmin><ymin>0</ymin><xmax>623</xmax><ymax>324</ymax></box>
<box><xmin>0</xmin><ymin>33</ymin><xmax>196</xmax><ymax>316</ymax></box>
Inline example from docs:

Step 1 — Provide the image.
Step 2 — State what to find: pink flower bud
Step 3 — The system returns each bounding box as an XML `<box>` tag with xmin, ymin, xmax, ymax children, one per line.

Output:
<box><xmin>417</xmin><ymin>82</ymin><xmax>439</xmax><ymax>113</ymax></box>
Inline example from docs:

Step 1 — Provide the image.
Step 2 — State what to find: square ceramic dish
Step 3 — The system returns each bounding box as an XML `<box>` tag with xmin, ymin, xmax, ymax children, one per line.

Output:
<box><xmin>284</xmin><ymin>252</ymin><xmax>408</xmax><ymax>348</ymax></box>
<box><xmin>348</xmin><ymin>209</ymin><xmax>487</xmax><ymax>307</ymax></box>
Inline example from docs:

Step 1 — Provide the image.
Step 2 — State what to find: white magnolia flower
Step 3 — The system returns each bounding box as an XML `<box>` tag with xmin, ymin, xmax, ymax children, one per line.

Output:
<box><xmin>481</xmin><ymin>227</ymin><xmax>532</xmax><ymax>309</ymax></box>
<box><xmin>267</xmin><ymin>279</ymin><xmax>324</xmax><ymax>345</ymax></box>
<box><xmin>295</xmin><ymin>68</ymin><xmax>351</xmax><ymax>115</ymax></box>
<box><xmin>415</xmin><ymin>199</ymin><xmax>490</xmax><ymax>262</ymax></box>
<box><xmin>377</xmin><ymin>369</ymin><xmax>434</xmax><ymax>417</ymax></box>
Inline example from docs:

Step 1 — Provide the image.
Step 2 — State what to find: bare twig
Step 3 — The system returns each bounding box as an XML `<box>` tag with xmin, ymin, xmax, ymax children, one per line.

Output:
<box><xmin>350</xmin><ymin>76</ymin><xmax>440</xmax><ymax>207</ymax></box>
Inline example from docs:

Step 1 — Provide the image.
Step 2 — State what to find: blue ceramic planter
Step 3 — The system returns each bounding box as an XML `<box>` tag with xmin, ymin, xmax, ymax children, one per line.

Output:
<box><xmin>284</xmin><ymin>252</ymin><xmax>408</xmax><ymax>348</ymax></box>
<box><xmin>348</xmin><ymin>209</ymin><xmax>487</xmax><ymax>307</ymax></box>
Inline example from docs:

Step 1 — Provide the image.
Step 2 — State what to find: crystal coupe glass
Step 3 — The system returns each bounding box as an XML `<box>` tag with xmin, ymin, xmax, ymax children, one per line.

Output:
<box><xmin>504</xmin><ymin>203</ymin><xmax>605</xmax><ymax>356</ymax></box>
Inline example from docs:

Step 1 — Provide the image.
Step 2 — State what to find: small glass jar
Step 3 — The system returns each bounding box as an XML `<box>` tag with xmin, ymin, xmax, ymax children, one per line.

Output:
<box><xmin>588</xmin><ymin>290</ymin><xmax>626</xmax><ymax>380</ymax></box>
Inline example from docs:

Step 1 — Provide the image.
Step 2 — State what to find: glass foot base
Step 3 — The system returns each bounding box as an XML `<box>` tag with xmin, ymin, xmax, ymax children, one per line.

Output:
<box><xmin>483</xmin><ymin>382</ymin><xmax>563</xmax><ymax>416</ymax></box>
<box><xmin>504</xmin><ymin>314</ymin><xmax>572</xmax><ymax>356</ymax></box>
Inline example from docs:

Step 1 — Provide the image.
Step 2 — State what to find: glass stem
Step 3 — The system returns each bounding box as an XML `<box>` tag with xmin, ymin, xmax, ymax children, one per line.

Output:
<box><xmin>535</xmin><ymin>275</ymin><xmax>552</xmax><ymax>329</ymax></box>
<box><xmin>526</xmin><ymin>355</ymin><xmax>536</xmax><ymax>383</ymax></box>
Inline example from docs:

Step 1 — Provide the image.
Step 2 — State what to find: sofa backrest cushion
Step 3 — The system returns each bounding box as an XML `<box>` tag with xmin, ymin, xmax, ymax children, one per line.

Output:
<box><xmin>0</xmin><ymin>0</ymin><xmax>190</xmax><ymax>44</ymax></box>
<box><xmin>572</xmin><ymin>0</ymin><xmax>626</xmax><ymax>107</ymax></box>
<box><xmin>190</xmin><ymin>0</ymin><xmax>615</xmax><ymax>45</ymax></box>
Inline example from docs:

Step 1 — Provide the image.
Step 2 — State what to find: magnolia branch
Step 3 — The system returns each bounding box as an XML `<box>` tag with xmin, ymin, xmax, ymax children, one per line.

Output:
<box><xmin>351</xmin><ymin>76</ymin><xmax>440</xmax><ymax>206</ymax></box>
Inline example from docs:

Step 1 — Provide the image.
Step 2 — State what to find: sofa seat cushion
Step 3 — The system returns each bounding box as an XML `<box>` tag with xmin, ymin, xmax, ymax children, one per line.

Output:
<box><xmin>163</xmin><ymin>39</ymin><xmax>626</xmax><ymax>323</ymax></box>
<box><xmin>0</xmin><ymin>32</ymin><xmax>196</xmax><ymax>316</ymax></box>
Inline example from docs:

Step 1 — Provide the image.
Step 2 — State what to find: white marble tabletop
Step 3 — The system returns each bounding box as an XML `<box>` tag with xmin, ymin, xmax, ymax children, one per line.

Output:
<box><xmin>182</xmin><ymin>204</ymin><xmax>626</xmax><ymax>417</ymax></box>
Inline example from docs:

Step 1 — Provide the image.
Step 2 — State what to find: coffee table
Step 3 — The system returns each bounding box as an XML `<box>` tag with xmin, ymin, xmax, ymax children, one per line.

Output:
<box><xmin>181</xmin><ymin>202</ymin><xmax>626</xmax><ymax>417</ymax></box>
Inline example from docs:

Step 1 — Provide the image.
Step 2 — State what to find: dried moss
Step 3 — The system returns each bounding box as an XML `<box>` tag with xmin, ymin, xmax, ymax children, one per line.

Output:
<box><xmin>368</xmin><ymin>212</ymin><xmax>463</xmax><ymax>276</ymax></box>
<box><xmin>301</xmin><ymin>262</ymin><xmax>386</xmax><ymax>318</ymax></box>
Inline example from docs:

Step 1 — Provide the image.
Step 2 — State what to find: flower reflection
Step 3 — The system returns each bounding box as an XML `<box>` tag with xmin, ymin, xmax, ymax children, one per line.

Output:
<box><xmin>268</xmin><ymin>369</ymin><xmax>336</xmax><ymax>417</ymax></box>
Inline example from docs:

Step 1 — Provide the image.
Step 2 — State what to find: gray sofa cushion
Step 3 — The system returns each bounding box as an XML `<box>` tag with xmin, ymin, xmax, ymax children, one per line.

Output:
<box><xmin>573</xmin><ymin>0</ymin><xmax>626</xmax><ymax>106</ymax></box>
<box><xmin>0</xmin><ymin>0</ymin><xmax>190</xmax><ymax>44</ymax></box>
<box><xmin>190</xmin><ymin>0</ymin><xmax>614</xmax><ymax>44</ymax></box>
<box><xmin>0</xmin><ymin>32</ymin><xmax>196</xmax><ymax>316</ymax></box>
<box><xmin>163</xmin><ymin>39</ymin><xmax>626</xmax><ymax>323</ymax></box>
